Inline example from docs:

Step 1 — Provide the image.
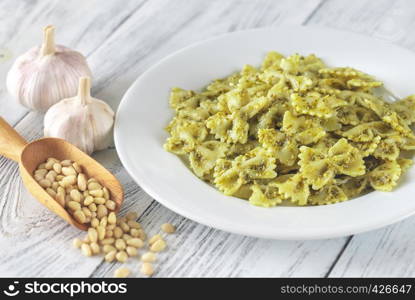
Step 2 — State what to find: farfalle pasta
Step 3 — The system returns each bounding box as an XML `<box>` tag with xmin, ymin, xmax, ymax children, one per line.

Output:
<box><xmin>164</xmin><ymin>51</ymin><xmax>415</xmax><ymax>207</ymax></box>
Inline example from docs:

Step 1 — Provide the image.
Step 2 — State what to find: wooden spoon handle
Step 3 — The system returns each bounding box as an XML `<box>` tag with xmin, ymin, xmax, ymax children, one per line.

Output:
<box><xmin>0</xmin><ymin>117</ymin><xmax>27</xmax><ymax>161</ymax></box>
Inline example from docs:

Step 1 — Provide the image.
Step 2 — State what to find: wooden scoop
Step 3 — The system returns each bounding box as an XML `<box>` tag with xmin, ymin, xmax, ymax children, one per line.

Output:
<box><xmin>0</xmin><ymin>117</ymin><xmax>123</xmax><ymax>231</ymax></box>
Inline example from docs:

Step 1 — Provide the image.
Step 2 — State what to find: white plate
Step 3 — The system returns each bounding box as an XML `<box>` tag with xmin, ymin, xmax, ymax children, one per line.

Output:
<box><xmin>114</xmin><ymin>26</ymin><xmax>415</xmax><ymax>240</ymax></box>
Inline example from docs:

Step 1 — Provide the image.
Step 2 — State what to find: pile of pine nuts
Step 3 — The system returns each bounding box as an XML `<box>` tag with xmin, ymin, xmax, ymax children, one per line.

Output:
<box><xmin>34</xmin><ymin>157</ymin><xmax>176</xmax><ymax>277</ymax></box>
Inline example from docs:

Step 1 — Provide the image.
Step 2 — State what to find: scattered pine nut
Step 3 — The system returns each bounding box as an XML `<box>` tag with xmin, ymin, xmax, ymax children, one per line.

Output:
<box><xmin>114</xmin><ymin>267</ymin><xmax>130</xmax><ymax>278</ymax></box>
<box><xmin>72</xmin><ymin>238</ymin><xmax>82</xmax><ymax>249</ymax></box>
<box><xmin>81</xmin><ymin>244</ymin><xmax>92</xmax><ymax>257</ymax></box>
<box><xmin>116</xmin><ymin>251</ymin><xmax>128</xmax><ymax>263</ymax></box>
<box><xmin>126</xmin><ymin>246</ymin><xmax>138</xmax><ymax>257</ymax></box>
<box><xmin>141</xmin><ymin>263</ymin><xmax>154</xmax><ymax>276</ymax></box>
<box><xmin>141</xmin><ymin>252</ymin><xmax>157</xmax><ymax>263</ymax></box>
<box><xmin>148</xmin><ymin>234</ymin><xmax>162</xmax><ymax>245</ymax></box>
<box><xmin>161</xmin><ymin>223</ymin><xmax>176</xmax><ymax>234</ymax></box>
<box><xmin>150</xmin><ymin>239</ymin><xmax>167</xmax><ymax>252</ymax></box>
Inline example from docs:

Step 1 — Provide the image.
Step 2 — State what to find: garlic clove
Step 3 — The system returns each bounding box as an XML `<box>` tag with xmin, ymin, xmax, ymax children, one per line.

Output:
<box><xmin>6</xmin><ymin>25</ymin><xmax>92</xmax><ymax>111</ymax></box>
<box><xmin>44</xmin><ymin>77</ymin><xmax>115</xmax><ymax>154</ymax></box>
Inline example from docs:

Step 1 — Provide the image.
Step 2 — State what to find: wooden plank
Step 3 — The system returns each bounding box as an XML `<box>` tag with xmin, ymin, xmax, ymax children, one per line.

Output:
<box><xmin>306</xmin><ymin>0</ymin><xmax>415</xmax><ymax>277</ymax></box>
<box><xmin>0</xmin><ymin>0</ymin><xmax>147</xmax><ymax>125</ymax></box>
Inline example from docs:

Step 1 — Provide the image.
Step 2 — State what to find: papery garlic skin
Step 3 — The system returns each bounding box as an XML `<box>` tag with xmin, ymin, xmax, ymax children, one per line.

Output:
<box><xmin>44</xmin><ymin>77</ymin><xmax>114</xmax><ymax>154</ymax></box>
<box><xmin>6</xmin><ymin>26</ymin><xmax>91</xmax><ymax>111</ymax></box>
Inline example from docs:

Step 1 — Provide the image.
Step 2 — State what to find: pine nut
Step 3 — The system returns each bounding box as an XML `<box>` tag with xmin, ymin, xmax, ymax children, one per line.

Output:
<box><xmin>72</xmin><ymin>238</ymin><xmax>82</xmax><ymax>248</ymax></box>
<box><xmin>141</xmin><ymin>263</ymin><xmax>154</xmax><ymax>276</ymax></box>
<box><xmin>61</xmin><ymin>160</ymin><xmax>73</xmax><ymax>167</ymax></box>
<box><xmin>82</xmin><ymin>207</ymin><xmax>92</xmax><ymax>218</ymax></box>
<box><xmin>38</xmin><ymin>163</ymin><xmax>46</xmax><ymax>169</ymax></box>
<box><xmin>53</xmin><ymin>163</ymin><xmax>62</xmax><ymax>174</ymax></box>
<box><xmin>150</xmin><ymin>239</ymin><xmax>166</xmax><ymax>252</ymax></box>
<box><xmin>34</xmin><ymin>174</ymin><xmax>45</xmax><ymax>181</ymax></box>
<box><xmin>62</xmin><ymin>166</ymin><xmax>77</xmax><ymax>176</ymax></box>
<box><xmin>130</xmin><ymin>228</ymin><xmax>140</xmax><ymax>237</ymax></box>
<box><xmin>94</xmin><ymin>197</ymin><xmax>106</xmax><ymax>205</ymax></box>
<box><xmin>46</xmin><ymin>188</ymin><xmax>56</xmax><ymax>198</ymax></box>
<box><xmin>70</xmin><ymin>189</ymin><xmax>82</xmax><ymax>202</ymax></box>
<box><xmin>107</xmin><ymin>224</ymin><xmax>116</xmax><ymax>230</ymax></box>
<box><xmin>62</xmin><ymin>175</ymin><xmax>76</xmax><ymax>187</ymax></box>
<box><xmin>103</xmin><ymin>245</ymin><xmax>116</xmax><ymax>253</ymax></box>
<box><xmin>138</xmin><ymin>230</ymin><xmax>146</xmax><ymax>240</ymax></box>
<box><xmin>45</xmin><ymin>160</ymin><xmax>55</xmax><ymax>170</ymax></box>
<box><xmin>126</xmin><ymin>246</ymin><xmax>138</xmax><ymax>257</ymax></box>
<box><xmin>97</xmin><ymin>204</ymin><xmax>108</xmax><ymax>219</ymax></box>
<box><xmin>141</xmin><ymin>252</ymin><xmax>157</xmax><ymax>263</ymax></box>
<box><xmin>73</xmin><ymin>210</ymin><xmax>86</xmax><ymax>223</ymax></box>
<box><xmin>126</xmin><ymin>238</ymin><xmax>144</xmax><ymax>248</ymax></box>
<box><xmin>56</xmin><ymin>175</ymin><xmax>64</xmax><ymax>181</ymax></box>
<box><xmin>72</xmin><ymin>162</ymin><xmax>82</xmax><ymax>173</ymax></box>
<box><xmin>91</xmin><ymin>218</ymin><xmax>99</xmax><ymax>228</ymax></box>
<box><xmin>97</xmin><ymin>225</ymin><xmax>106</xmax><ymax>240</ymax></box>
<box><xmin>120</xmin><ymin>222</ymin><xmax>130</xmax><ymax>233</ymax></box>
<box><xmin>35</xmin><ymin>168</ymin><xmax>47</xmax><ymax>176</ymax></box>
<box><xmin>67</xmin><ymin>201</ymin><xmax>81</xmax><ymax>211</ymax></box>
<box><xmin>100</xmin><ymin>238</ymin><xmax>115</xmax><ymax>245</ymax></box>
<box><xmin>127</xmin><ymin>220</ymin><xmax>140</xmax><ymax>229</ymax></box>
<box><xmin>114</xmin><ymin>227</ymin><xmax>123</xmax><ymax>238</ymax></box>
<box><xmin>88</xmin><ymin>228</ymin><xmax>98</xmax><ymax>243</ymax></box>
<box><xmin>81</xmin><ymin>244</ymin><xmax>92</xmax><ymax>256</ymax></box>
<box><xmin>39</xmin><ymin>179</ymin><xmax>52</xmax><ymax>188</ymax></box>
<box><xmin>105</xmin><ymin>200</ymin><xmax>116</xmax><ymax>211</ymax></box>
<box><xmin>88</xmin><ymin>203</ymin><xmax>97</xmax><ymax>212</ymax></box>
<box><xmin>122</xmin><ymin>234</ymin><xmax>132</xmax><ymax>241</ymax></box>
<box><xmin>114</xmin><ymin>267</ymin><xmax>130</xmax><ymax>278</ymax></box>
<box><xmin>105</xmin><ymin>250</ymin><xmax>116</xmax><ymax>262</ymax></box>
<box><xmin>115</xmin><ymin>239</ymin><xmax>126</xmax><ymax>250</ymax></box>
<box><xmin>103</xmin><ymin>187</ymin><xmax>110</xmax><ymax>200</ymax></box>
<box><xmin>106</xmin><ymin>229</ymin><xmax>114</xmax><ymax>238</ymax></box>
<box><xmin>126</xmin><ymin>211</ymin><xmax>138</xmax><ymax>221</ymax></box>
<box><xmin>45</xmin><ymin>170</ymin><xmax>57</xmax><ymax>182</ymax></box>
<box><xmin>56</xmin><ymin>188</ymin><xmax>65</xmax><ymax>206</ymax></box>
<box><xmin>115</xmin><ymin>251</ymin><xmax>128</xmax><ymax>262</ymax></box>
<box><xmin>51</xmin><ymin>182</ymin><xmax>59</xmax><ymax>191</ymax></box>
<box><xmin>161</xmin><ymin>223</ymin><xmax>176</xmax><ymax>234</ymax></box>
<box><xmin>149</xmin><ymin>234</ymin><xmax>162</xmax><ymax>245</ymax></box>
<box><xmin>77</xmin><ymin>173</ymin><xmax>87</xmax><ymax>191</ymax></box>
<box><xmin>90</xmin><ymin>242</ymin><xmax>100</xmax><ymax>255</ymax></box>
<box><xmin>116</xmin><ymin>217</ymin><xmax>126</xmax><ymax>225</ymax></box>
<box><xmin>90</xmin><ymin>190</ymin><xmax>104</xmax><ymax>198</ymax></box>
<box><xmin>88</xmin><ymin>178</ymin><xmax>98</xmax><ymax>183</ymax></box>
<box><xmin>88</xmin><ymin>182</ymin><xmax>102</xmax><ymax>191</ymax></box>
<box><xmin>99</xmin><ymin>216</ymin><xmax>107</xmax><ymax>227</ymax></box>
<box><xmin>108</xmin><ymin>212</ymin><xmax>116</xmax><ymax>225</ymax></box>
<box><xmin>83</xmin><ymin>196</ymin><xmax>94</xmax><ymax>206</ymax></box>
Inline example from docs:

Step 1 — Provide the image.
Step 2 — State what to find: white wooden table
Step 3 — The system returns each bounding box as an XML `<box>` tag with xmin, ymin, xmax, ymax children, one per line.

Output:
<box><xmin>1</xmin><ymin>0</ymin><xmax>415</xmax><ymax>278</ymax></box>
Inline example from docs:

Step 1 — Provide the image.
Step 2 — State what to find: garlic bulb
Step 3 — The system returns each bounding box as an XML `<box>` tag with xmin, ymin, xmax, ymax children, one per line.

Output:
<box><xmin>7</xmin><ymin>25</ymin><xmax>92</xmax><ymax>111</ymax></box>
<box><xmin>44</xmin><ymin>77</ymin><xmax>115</xmax><ymax>154</ymax></box>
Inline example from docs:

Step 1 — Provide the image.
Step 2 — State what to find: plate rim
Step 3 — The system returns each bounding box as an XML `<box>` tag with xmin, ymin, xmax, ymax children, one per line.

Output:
<box><xmin>114</xmin><ymin>25</ymin><xmax>415</xmax><ymax>240</ymax></box>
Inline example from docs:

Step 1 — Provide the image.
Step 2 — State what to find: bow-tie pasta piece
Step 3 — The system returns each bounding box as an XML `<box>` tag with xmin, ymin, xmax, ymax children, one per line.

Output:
<box><xmin>274</xmin><ymin>173</ymin><xmax>310</xmax><ymax>205</ymax></box>
<box><xmin>282</xmin><ymin>111</ymin><xmax>326</xmax><ymax>145</ymax></box>
<box><xmin>213</xmin><ymin>159</ymin><xmax>245</xmax><ymax>195</ymax></box>
<box><xmin>351</xmin><ymin>136</ymin><xmax>381</xmax><ymax>157</ymax></box>
<box><xmin>291</xmin><ymin>92</ymin><xmax>347</xmax><ymax>118</ymax></box>
<box><xmin>328</xmin><ymin>138</ymin><xmax>366</xmax><ymax>177</ymax></box>
<box><xmin>249</xmin><ymin>184</ymin><xmax>282</xmax><ymax>208</ymax></box>
<box><xmin>369</xmin><ymin>161</ymin><xmax>401</xmax><ymax>192</ymax></box>
<box><xmin>235</xmin><ymin>147</ymin><xmax>277</xmax><ymax>180</ymax></box>
<box><xmin>189</xmin><ymin>141</ymin><xmax>228</xmax><ymax>178</ymax></box>
<box><xmin>164</xmin><ymin>121</ymin><xmax>208</xmax><ymax>154</ymax></box>
<box><xmin>258</xmin><ymin>128</ymin><xmax>298</xmax><ymax>166</ymax></box>
<box><xmin>309</xmin><ymin>184</ymin><xmax>348</xmax><ymax>205</ymax></box>
<box><xmin>373</xmin><ymin>137</ymin><xmax>400</xmax><ymax>161</ymax></box>
<box><xmin>391</xmin><ymin>95</ymin><xmax>415</xmax><ymax>125</ymax></box>
<box><xmin>298</xmin><ymin>146</ymin><xmax>334</xmax><ymax>189</ymax></box>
